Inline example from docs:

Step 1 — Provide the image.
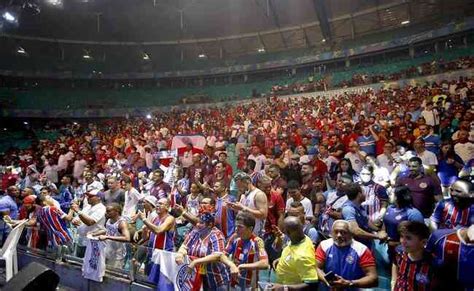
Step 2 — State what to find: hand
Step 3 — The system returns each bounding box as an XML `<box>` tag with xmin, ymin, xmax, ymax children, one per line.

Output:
<box><xmin>272</xmin><ymin>225</ymin><xmax>284</xmax><ymax>238</ymax></box>
<box><xmin>137</xmin><ymin>210</ymin><xmax>146</xmax><ymax>220</ymax></box>
<box><xmin>228</xmin><ymin>202</ymin><xmax>243</xmax><ymax>211</ymax></box>
<box><xmin>175</xmin><ymin>253</ymin><xmax>184</xmax><ymax>265</ymax></box>
<box><xmin>174</xmin><ymin>204</ymin><xmax>185</xmax><ymax>215</ymax></box>
<box><xmin>186</xmin><ymin>262</ymin><xmax>195</xmax><ymax>274</ymax></box>
<box><xmin>331</xmin><ymin>274</ymin><xmax>352</xmax><ymax>288</ymax></box>
<box><xmin>230</xmin><ymin>265</ymin><xmax>239</xmax><ymax>281</ymax></box>
<box><xmin>378</xmin><ymin>230</ymin><xmax>388</xmax><ymax>242</ymax></box>
<box><xmin>72</xmin><ymin>218</ymin><xmax>81</xmax><ymax>226</ymax></box>
<box><xmin>98</xmin><ymin>235</ymin><xmax>108</xmax><ymax>241</ymax></box>
<box><xmin>71</xmin><ymin>203</ymin><xmax>80</xmax><ymax>213</ymax></box>
<box><xmin>133</xmin><ymin>231</ymin><xmax>141</xmax><ymax>242</ymax></box>
<box><xmin>272</xmin><ymin>258</ymin><xmax>279</xmax><ymax>271</ymax></box>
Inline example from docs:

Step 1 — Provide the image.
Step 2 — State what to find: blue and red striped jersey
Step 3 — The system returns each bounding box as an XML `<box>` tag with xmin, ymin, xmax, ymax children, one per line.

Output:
<box><xmin>37</xmin><ymin>206</ymin><xmax>72</xmax><ymax>247</ymax></box>
<box><xmin>394</xmin><ymin>246</ymin><xmax>434</xmax><ymax>291</ymax></box>
<box><xmin>431</xmin><ymin>198</ymin><xmax>474</xmax><ymax>229</ymax></box>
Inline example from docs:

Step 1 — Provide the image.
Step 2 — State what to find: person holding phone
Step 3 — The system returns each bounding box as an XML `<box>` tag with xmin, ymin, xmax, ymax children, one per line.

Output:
<box><xmin>315</xmin><ymin>220</ymin><xmax>378</xmax><ymax>290</ymax></box>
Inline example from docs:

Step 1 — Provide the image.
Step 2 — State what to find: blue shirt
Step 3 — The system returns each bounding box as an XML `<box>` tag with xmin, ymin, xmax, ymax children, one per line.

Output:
<box><xmin>356</xmin><ymin>135</ymin><xmax>376</xmax><ymax>156</ymax></box>
<box><xmin>342</xmin><ymin>200</ymin><xmax>372</xmax><ymax>247</ymax></box>
<box><xmin>422</xmin><ymin>134</ymin><xmax>440</xmax><ymax>154</ymax></box>
<box><xmin>383</xmin><ymin>206</ymin><xmax>424</xmax><ymax>241</ymax></box>
<box><xmin>0</xmin><ymin>195</ymin><xmax>18</xmax><ymax>219</ymax></box>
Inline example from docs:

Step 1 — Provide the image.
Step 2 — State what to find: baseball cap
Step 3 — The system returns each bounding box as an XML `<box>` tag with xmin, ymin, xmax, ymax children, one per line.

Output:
<box><xmin>23</xmin><ymin>195</ymin><xmax>37</xmax><ymax>205</ymax></box>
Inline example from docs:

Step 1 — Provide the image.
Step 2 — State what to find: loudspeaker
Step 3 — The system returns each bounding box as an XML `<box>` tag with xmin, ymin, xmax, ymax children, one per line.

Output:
<box><xmin>2</xmin><ymin>262</ymin><xmax>60</xmax><ymax>291</ymax></box>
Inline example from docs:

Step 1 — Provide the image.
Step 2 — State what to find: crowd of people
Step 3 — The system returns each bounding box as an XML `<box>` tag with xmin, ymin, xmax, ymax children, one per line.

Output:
<box><xmin>0</xmin><ymin>74</ymin><xmax>473</xmax><ymax>290</ymax></box>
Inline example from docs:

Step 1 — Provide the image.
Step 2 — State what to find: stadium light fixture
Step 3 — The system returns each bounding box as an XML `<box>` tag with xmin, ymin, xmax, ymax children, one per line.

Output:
<box><xmin>198</xmin><ymin>53</ymin><xmax>206</xmax><ymax>58</ymax></box>
<box><xmin>83</xmin><ymin>50</ymin><xmax>92</xmax><ymax>59</ymax></box>
<box><xmin>258</xmin><ymin>48</ymin><xmax>265</xmax><ymax>53</ymax></box>
<box><xmin>401</xmin><ymin>20</ymin><xmax>410</xmax><ymax>25</ymax></box>
<box><xmin>23</xmin><ymin>121</ymin><xmax>28</xmax><ymax>125</ymax></box>
<box><xmin>146</xmin><ymin>114</ymin><xmax>152</xmax><ymax>119</ymax></box>
<box><xmin>321</xmin><ymin>39</ymin><xmax>326</xmax><ymax>43</ymax></box>
<box><xmin>142</xmin><ymin>52</ymin><xmax>150</xmax><ymax>60</ymax></box>
<box><xmin>2</xmin><ymin>11</ymin><xmax>17</xmax><ymax>23</ymax></box>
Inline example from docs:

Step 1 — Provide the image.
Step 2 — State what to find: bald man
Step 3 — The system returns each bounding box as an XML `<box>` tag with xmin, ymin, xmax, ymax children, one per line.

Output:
<box><xmin>272</xmin><ymin>216</ymin><xmax>319</xmax><ymax>289</ymax></box>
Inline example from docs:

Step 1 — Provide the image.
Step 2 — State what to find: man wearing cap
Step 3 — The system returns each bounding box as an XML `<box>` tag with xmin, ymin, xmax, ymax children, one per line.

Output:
<box><xmin>66</xmin><ymin>188</ymin><xmax>106</xmax><ymax>258</ymax></box>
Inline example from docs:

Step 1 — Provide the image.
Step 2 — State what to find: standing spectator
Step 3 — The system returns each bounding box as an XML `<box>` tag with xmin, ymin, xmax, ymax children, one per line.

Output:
<box><xmin>272</xmin><ymin>216</ymin><xmax>319</xmax><ymax>288</ymax></box>
<box><xmin>67</xmin><ymin>189</ymin><xmax>106</xmax><ymax>258</ymax></box>
<box><xmin>419</xmin><ymin>125</ymin><xmax>441</xmax><ymax>154</ymax></box>
<box><xmin>230</xmin><ymin>172</ymin><xmax>268</xmax><ymax>236</ymax></box>
<box><xmin>285</xmin><ymin>180</ymin><xmax>314</xmax><ymax>221</ymax></box>
<box><xmin>103</xmin><ymin>176</ymin><xmax>125</xmax><ymax>207</ymax></box>
<box><xmin>55</xmin><ymin>175</ymin><xmax>74</xmax><ymax>213</ymax></box>
<box><xmin>359</xmin><ymin>165</ymin><xmax>389</xmax><ymax>226</ymax></box>
<box><xmin>341</xmin><ymin>183</ymin><xmax>388</xmax><ymax>248</ymax></box>
<box><xmin>437</xmin><ymin>141</ymin><xmax>464</xmax><ymax>196</ymax></box>
<box><xmin>92</xmin><ymin>203</ymin><xmax>130</xmax><ymax>269</ymax></box>
<box><xmin>421</xmin><ymin>102</ymin><xmax>440</xmax><ymax>131</ymax></box>
<box><xmin>426</xmin><ymin>224</ymin><xmax>474</xmax><ymax>290</ymax></box>
<box><xmin>377</xmin><ymin>142</ymin><xmax>396</xmax><ymax>174</ymax></box>
<box><xmin>344</xmin><ymin>142</ymin><xmax>366</xmax><ymax>173</ymax></box>
<box><xmin>413</xmin><ymin>138</ymin><xmax>438</xmax><ymax>169</ymax></box>
<box><xmin>383</xmin><ymin>186</ymin><xmax>424</xmax><ymax>262</ymax></box>
<box><xmin>396</xmin><ymin>157</ymin><xmax>442</xmax><ymax>219</ymax></box>
<box><xmin>213</xmin><ymin>180</ymin><xmax>236</xmax><ymax>239</ymax></box>
<box><xmin>430</xmin><ymin>179</ymin><xmax>474</xmax><ymax>230</ymax></box>
<box><xmin>148</xmin><ymin>169</ymin><xmax>171</xmax><ymax>200</ymax></box>
<box><xmin>73</xmin><ymin>153</ymin><xmax>88</xmax><ymax>182</ymax></box>
<box><xmin>247</xmin><ymin>145</ymin><xmax>266</xmax><ymax>174</ymax></box>
<box><xmin>316</xmin><ymin>220</ymin><xmax>378</xmax><ymax>289</ymax></box>
<box><xmin>391</xmin><ymin>221</ymin><xmax>433</xmax><ymax>291</ymax></box>
<box><xmin>454</xmin><ymin>129</ymin><xmax>474</xmax><ymax>164</ymax></box>
<box><xmin>78</xmin><ymin>171</ymin><xmax>104</xmax><ymax>201</ymax></box>
<box><xmin>357</xmin><ymin>126</ymin><xmax>377</xmax><ymax>156</ymax></box>
<box><xmin>121</xmin><ymin>175</ymin><xmax>143</xmax><ymax>220</ymax></box>
<box><xmin>268</xmin><ymin>164</ymin><xmax>288</xmax><ymax>197</ymax></box>
<box><xmin>175</xmin><ymin>210</ymin><xmax>230</xmax><ymax>291</ymax></box>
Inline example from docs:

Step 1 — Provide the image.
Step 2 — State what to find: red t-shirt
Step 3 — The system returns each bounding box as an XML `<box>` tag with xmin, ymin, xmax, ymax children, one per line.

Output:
<box><xmin>264</xmin><ymin>191</ymin><xmax>285</xmax><ymax>234</ymax></box>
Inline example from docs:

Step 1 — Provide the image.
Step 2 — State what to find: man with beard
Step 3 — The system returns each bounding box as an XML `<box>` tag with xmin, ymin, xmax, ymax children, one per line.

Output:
<box><xmin>315</xmin><ymin>220</ymin><xmax>378</xmax><ymax>289</ymax></box>
<box><xmin>187</xmin><ymin>153</ymin><xmax>206</xmax><ymax>185</ymax></box>
<box><xmin>396</xmin><ymin>157</ymin><xmax>442</xmax><ymax>219</ymax></box>
<box><xmin>213</xmin><ymin>180</ymin><xmax>236</xmax><ymax>239</ymax></box>
<box><xmin>300</xmin><ymin>163</ymin><xmax>315</xmax><ymax>198</ymax></box>
<box><xmin>430</xmin><ymin>179</ymin><xmax>474</xmax><ymax>230</ymax></box>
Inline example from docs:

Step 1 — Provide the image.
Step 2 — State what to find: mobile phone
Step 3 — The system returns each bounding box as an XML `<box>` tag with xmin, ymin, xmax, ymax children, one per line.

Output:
<box><xmin>324</xmin><ymin>271</ymin><xmax>336</xmax><ymax>282</ymax></box>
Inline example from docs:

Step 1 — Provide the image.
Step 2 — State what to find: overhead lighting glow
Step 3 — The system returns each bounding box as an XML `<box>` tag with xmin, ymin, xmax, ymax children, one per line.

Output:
<box><xmin>47</xmin><ymin>0</ymin><xmax>63</xmax><ymax>6</ymax></box>
<box><xmin>198</xmin><ymin>53</ymin><xmax>206</xmax><ymax>58</ymax></box>
<box><xmin>401</xmin><ymin>20</ymin><xmax>410</xmax><ymax>25</ymax></box>
<box><xmin>257</xmin><ymin>48</ymin><xmax>265</xmax><ymax>53</ymax></box>
<box><xmin>146</xmin><ymin>114</ymin><xmax>152</xmax><ymax>119</ymax></box>
<box><xmin>143</xmin><ymin>53</ymin><xmax>150</xmax><ymax>60</ymax></box>
<box><xmin>23</xmin><ymin>121</ymin><xmax>28</xmax><ymax>125</ymax></box>
<box><xmin>2</xmin><ymin>11</ymin><xmax>17</xmax><ymax>23</ymax></box>
<box><xmin>322</xmin><ymin>39</ymin><xmax>326</xmax><ymax>43</ymax></box>
<box><xmin>17</xmin><ymin>47</ymin><xmax>26</xmax><ymax>54</ymax></box>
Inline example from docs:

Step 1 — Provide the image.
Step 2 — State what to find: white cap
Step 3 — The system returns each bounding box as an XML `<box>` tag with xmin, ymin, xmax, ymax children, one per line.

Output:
<box><xmin>143</xmin><ymin>196</ymin><xmax>158</xmax><ymax>208</ymax></box>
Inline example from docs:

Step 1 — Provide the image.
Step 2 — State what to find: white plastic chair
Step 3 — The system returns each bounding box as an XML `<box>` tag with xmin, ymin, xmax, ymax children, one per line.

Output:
<box><xmin>0</xmin><ymin>220</ymin><xmax>27</xmax><ymax>282</ymax></box>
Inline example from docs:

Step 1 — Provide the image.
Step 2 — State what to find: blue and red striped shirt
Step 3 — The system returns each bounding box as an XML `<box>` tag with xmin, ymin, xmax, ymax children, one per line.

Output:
<box><xmin>215</xmin><ymin>194</ymin><xmax>236</xmax><ymax>239</ymax></box>
<box><xmin>394</xmin><ymin>246</ymin><xmax>433</xmax><ymax>291</ymax></box>
<box><xmin>183</xmin><ymin>227</ymin><xmax>230</xmax><ymax>289</ymax></box>
<box><xmin>426</xmin><ymin>228</ymin><xmax>474</xmax><ymax>290</ymax></box>
<box><xmin>148</xmin><ymin>214</ymin><xmax>175</xmax><ymax>251</ymax></box>
<box><xmin>431</xmin><ymin>198</ymin><xmax>474</xmax><ymax>229</ymax></box>
<box><xmin>225</xmin><ymin>234</ymin><xmax>268</xmax><ymax>289</ymax></box>
<box><xmin>37</xmin><ymin>206</ymin><xmax>72</xmax><ymax>247</ymax></box>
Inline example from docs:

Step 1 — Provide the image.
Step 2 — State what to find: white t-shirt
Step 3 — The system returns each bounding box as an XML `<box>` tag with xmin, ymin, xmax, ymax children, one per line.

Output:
<box><xmin>377</xmin><ymin>153</ymin><xmax>396</xmax><ymax>174</ymax></box>
<box><xmin>344</xmin><ymin>152</ymin><xmax>364</xmax><ymax>173</ymax></box>
<box><xmin>285</xmin><ymin>197</ymin><xmax>314</xmax><ymax>219</ymax></box>
<box><xmin>454</xmin><ymin>142</ymin><xmax>474</xmax><ymax>164</ymax></box>
<box><xmin>248</xmin><ymin>154</ymin><xmax>266</xmax><ymax>173</ymax></box>
<box><xmin>76</xmin><ymin>203</ymin><xmax>106</xmax><ymax>246</ymax></box>
<box><xmin>42</xmin><ymin>164</ymin><xmax>59</xmax><ymax>183</ymax></box>
<box><xmin>82</xmin><ymin>238</ymin><xmax>106</xmax><ymax>282</ymax></box>
<box><xmin>57</xmin><ymin>154</ymin><xmax>69</xmax><ymax>171</ymax></box>
<box><xmin>417</xmin><ymin>150</ymin><xmax>438</xmax><ymax>167</ymax></box>
<box><xmin>122</xmin><ymin>188</ymin><xmax>144</xmax><ymax>219</ymax></box>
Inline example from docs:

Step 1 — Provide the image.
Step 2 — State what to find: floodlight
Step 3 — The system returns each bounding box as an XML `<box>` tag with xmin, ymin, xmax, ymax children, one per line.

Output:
<box><xmin>2</xmin><ymin>11</ymin><xmax>17</xmax><ymax>23</ymax></box>
<box><xmin>401</xmin><ymin>20</ymin><xmax>410</xmax><ymax>25</ymax></box>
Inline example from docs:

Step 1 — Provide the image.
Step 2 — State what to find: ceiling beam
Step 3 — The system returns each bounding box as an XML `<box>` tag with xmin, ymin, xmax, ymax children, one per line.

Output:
<box><xmin>312</xmin><ymin>0</ymin><xmax>332</xmax><ymax>41</ymax></box>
